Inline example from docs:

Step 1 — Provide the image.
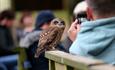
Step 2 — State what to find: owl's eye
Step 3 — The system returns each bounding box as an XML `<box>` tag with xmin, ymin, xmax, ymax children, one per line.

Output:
<box><xmin>54</xmin><ymin>21</ymin><xmax>58</xmax><ymax>24</ymax></box>
<box><xmin>60</xmin><ymin>21</ymin><xmax>65</xmax><ymax>25</ymax></box>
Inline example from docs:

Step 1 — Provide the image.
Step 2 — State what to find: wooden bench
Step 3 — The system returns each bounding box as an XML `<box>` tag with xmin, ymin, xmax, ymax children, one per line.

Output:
<box><xmin>45</xmin><ymin>50</ymin><xmax>115</xmax><ymax>70</ymax></box>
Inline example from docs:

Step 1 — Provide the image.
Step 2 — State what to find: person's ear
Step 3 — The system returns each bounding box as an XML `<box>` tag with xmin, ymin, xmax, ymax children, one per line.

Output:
<box><xmin>86</xmin><ymin>7</ymin><xmax>94</xmax><ymax>20</ymax></box>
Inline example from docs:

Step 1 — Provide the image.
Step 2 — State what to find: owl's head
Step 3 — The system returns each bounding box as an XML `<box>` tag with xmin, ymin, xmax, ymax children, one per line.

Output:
<box><xmin>50</xmin><ymin>18</ymin><xmax>65</xmax><ymax>28</ymax></box>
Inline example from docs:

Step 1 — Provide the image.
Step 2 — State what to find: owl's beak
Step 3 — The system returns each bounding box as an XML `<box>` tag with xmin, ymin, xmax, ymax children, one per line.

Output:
<box><xmin>58</xmin><ymin>23</ymin><xmax>63</xmax><ymax>26</ymax></box>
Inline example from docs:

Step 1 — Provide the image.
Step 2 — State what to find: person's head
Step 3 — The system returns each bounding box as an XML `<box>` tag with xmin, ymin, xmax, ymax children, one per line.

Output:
<box><xmin>0</xmin><ymin>10</ymin><xmax>15</xmax><ymax>27</ymax></box>
<box><xmin>86</xmin><ymin>0</ymin><xmax>115</xmax><ymax>20</ymax></box>
<box><xmin>35</xmin><ymin>10</ymin><xmax>55</xmax><ymax>30</ymax></box>
<box><xmin>73</xmin><ymin>1</ymin><xmax>88</xmax><ymax>21</ymax></box>
<box><xmin>20</xmin><ymin>12</ymin><xmax>33</xmax><ymax>28</ymax></box>
<box><xmin>68</xmin><ymin>1</ymin><xmax>88</xmax><ymax>42</ymax></box>
<box><xmin>73</xmin><ymin>1</ymin><xmax>88</xmax><ymax>31</ymax></box>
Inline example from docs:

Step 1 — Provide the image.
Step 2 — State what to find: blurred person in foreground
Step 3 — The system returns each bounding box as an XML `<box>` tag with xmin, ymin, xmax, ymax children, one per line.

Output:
<box><xmin>20</xmin><ymin>10</ymin><xmax>66</xmax><ymax>70</ymax></box>
<box><xmin>69</xmin><ymin>0</ymin><xmax>115</xmax><ymax>65</ymax></box>
<box><xmin>0</xmin><ymin>10</ymin><xmax>18</xmax><ymax>70</ymax></box>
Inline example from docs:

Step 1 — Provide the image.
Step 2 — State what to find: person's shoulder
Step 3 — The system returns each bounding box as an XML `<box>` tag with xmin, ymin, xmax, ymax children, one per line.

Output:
<box><xmin>19</xmin><ymin>30</ymin><xmax>42</xmax><ymax>48</ymax></box>
<box><xmin>26</xmin><ymin>30</ymin><xmax>41</xmax><ymax>39</ymax></box>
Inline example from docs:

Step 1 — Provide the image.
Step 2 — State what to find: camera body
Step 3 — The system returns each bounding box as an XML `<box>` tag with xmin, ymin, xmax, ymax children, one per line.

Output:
<box><xmin>77</xmin><ymin>17</ymin><xmax>88</xmax><ymax>24</ymax></box>
<box><xmin>74</xmin><ymin>11</ymin><xmax>89</xmax><ymax>24</ymax></box>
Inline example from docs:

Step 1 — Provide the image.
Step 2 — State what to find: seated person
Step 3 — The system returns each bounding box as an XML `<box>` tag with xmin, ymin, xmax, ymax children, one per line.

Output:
<box><xmin>69</xmin><ymin>0</ymin><xmax>115</xmax><ymax>65</ymax></box>
<box><xmin>0</xmin><ymin>10</ymin><xmax>15</xmax><ymax>56</ymax></box>
<box><xmin>0</xmin><ymin>10</ymin><xmax>18</xmax><ymax>70</ymax></box>
<box><xmin>16</xmin><ymin>11</ymin><xmax>34</xmax><ymax>41</ymax></box>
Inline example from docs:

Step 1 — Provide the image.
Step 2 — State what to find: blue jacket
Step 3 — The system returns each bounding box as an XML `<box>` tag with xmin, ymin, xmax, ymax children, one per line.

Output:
<box><xmin>69</xmin><ymin>17</ymin><xmax>115</xmax><ymax>65</ymax></box>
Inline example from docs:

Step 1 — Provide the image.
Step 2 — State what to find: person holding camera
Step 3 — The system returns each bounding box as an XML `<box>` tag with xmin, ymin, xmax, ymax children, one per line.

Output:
<box><xmin>68</xmin><ymin>1</ymin><xmax>88</xmax><ymax>42</ymax></box>
<box><xmin>70</xmin><ymin>0</ymin><xmax>115</xmax><ymax>65</ymax></box>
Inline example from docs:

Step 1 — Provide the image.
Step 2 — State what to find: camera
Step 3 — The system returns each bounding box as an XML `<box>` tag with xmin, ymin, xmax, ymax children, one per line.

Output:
<box><xmin>75</xmin><ymin>11</ymin><xmax>89</xmax><ymax>24</ymax></box>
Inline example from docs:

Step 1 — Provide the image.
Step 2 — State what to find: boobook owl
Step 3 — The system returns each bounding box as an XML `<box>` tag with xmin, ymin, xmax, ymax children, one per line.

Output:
<box><xmin>35</xmin><ymin>18</ymin><xmax>65</xmax><ymax>58</ymax></box>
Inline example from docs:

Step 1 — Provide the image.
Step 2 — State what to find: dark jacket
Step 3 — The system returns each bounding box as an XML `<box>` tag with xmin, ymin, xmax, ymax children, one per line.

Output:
<box><xmin>0</xmin><ymin>25</ymin><xmax>15</xmax><ymax>56</ymax></box>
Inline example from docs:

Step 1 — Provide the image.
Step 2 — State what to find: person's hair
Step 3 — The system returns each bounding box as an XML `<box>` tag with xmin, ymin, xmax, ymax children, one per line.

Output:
<box><xmin>86</xmin><ymin>0</ymin><xmax>115</xmax><ymax>15</ymax></box>
<box><xmin>35</xmin><ymin>10</ymin><xmax>55</xmax><ymax>29</ymax></box>
<box><xmin>20</xmin><ymin>11</ymin><xmax>32</xmax><ymax>24</ymax></box>
<box><xmin>0</xmin><ymin>10</ymin><xmax>15</xmax><ymax>22</ymax></box>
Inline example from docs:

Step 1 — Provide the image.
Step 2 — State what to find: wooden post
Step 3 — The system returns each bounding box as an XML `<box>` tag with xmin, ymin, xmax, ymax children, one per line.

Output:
<box><xmin>55</xmin><ymin>62</ymin><xmax>67</xmax><ymax>70</ymax></box>
<box><xmin>49</xmin><ymin>60</ymin><xmax>55</xmax><ymax>70</ymax></box>
<box><xmin>0</xmin><ymin>0</ymin><xmax>12</xmax><ymax>12</ymax></box>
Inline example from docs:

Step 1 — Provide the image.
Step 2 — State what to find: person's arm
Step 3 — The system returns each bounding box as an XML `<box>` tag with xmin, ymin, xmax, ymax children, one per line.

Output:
<box><xmin>68</xmin><ymin>20</ymin><xmax>80</xmax><ymax>42</ymax></box>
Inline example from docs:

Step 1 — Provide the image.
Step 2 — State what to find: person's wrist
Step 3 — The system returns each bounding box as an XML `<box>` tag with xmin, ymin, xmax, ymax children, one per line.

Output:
<box><xmin>68</xmin><ymin>30</ymin><xmax>77</xmax><ymax>41</ymax></box>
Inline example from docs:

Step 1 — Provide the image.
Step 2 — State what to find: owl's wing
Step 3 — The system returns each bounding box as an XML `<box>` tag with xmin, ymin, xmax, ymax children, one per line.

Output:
<box><xmin>39</xmin><ymin>28</ymin><xmax>59</xmax><ymax>46</ymax></box>
<box><xmin>35</xmin><ymin>28</ymin><xmax>59</xmax><ymax>58</ymax></box>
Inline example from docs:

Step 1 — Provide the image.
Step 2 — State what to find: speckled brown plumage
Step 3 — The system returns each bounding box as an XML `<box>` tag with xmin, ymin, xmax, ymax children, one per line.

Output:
<box><xmin>35</xmin><ymin>18</ymin><xmax>65</xmax><ymax>58</ymax></box>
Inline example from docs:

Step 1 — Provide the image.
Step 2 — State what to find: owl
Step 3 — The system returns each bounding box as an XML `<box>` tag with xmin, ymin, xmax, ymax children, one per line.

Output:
<box><xmin>35</xmin><ymin>18</ymin><xmax>65</xmax><ymax>58</ymax></box>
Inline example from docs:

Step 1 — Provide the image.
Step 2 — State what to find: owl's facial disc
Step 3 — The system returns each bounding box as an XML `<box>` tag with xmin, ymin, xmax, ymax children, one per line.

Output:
<box><xmin>57</xmin><ymin>21</ymin><xmax>65</xmax><ymax>28</ymax></box>
<box><xmin>51</xmin><ymin>18</ymin><xmax>65</xmax><ymax>28</ymax></box>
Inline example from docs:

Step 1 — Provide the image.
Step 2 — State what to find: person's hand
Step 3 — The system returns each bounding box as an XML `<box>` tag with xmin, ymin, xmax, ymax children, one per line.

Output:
<box><xmin>68</xmin><ymin>19</ymin><xmax>80</xmax><ymax>42</ymax></box>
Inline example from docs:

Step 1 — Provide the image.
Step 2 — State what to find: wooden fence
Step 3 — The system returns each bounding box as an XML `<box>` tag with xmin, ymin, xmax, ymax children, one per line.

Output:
<box><xmin>45</xmin><ymin>51</ymin><xmax>115</xmax><ymax>70</ymax></box>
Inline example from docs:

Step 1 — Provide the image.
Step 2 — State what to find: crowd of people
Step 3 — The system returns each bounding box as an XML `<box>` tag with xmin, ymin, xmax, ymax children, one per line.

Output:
<box><xmin>0</xmin><ymin>0</ymin><xmax>115</xmax><ymax>70</ymax></box>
